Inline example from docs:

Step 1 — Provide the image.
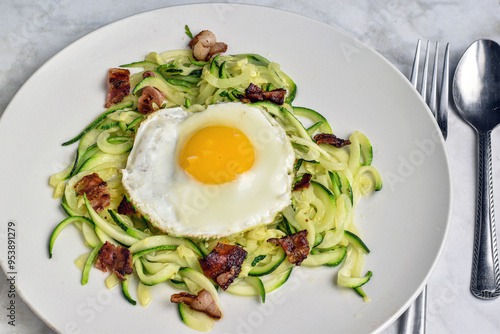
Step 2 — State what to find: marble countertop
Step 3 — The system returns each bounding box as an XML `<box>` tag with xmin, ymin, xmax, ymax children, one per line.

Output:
<box><xmin>1</xmin><ymin>0</ymin><xmax>500</xmax><ymax>333</ymax></box>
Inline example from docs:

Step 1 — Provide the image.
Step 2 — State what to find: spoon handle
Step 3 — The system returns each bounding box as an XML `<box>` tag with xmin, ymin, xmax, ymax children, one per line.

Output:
<box><xmin>471</xmin><ymin>130</ymin><xmax>500</xmax><ymax>299</ymax></box>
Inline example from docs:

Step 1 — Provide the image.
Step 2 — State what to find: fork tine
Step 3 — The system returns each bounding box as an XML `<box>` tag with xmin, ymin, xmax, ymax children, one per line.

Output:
<box><xmin>411</xmin><ymin>39</ymin><xmax>449</xmax><ymax>139</ymax></box>
<box><xmin>420</xmin><ymin>41</ymin><xmax>431</xmax><ymax>101</ymax></box>
<box><xmin>410</xmin><ymin>40</ymin><xmax>421</xmax><ymax>88</ymax></box>
<box><xmin>429</xmin><ymin>42</ymin><xmax>439</xmax><ymax>117</ymax></box>
<box><xmin>437</xmin><ymin>43</ymin><xmax>450</xmax><ymax>140</ymax></box>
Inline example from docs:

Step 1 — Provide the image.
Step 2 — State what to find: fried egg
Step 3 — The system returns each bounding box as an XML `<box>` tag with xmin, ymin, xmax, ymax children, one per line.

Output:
<box><xmin>121</xmin><ymin>102</ymin><xmax>295</xmax><ymax>238</ymax></box>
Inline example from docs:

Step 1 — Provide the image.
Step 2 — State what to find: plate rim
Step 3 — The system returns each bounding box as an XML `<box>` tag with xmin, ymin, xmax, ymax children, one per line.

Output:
<box><xmin>0</xmin><ymin>3</ymin><xmax>453</xmax><ymax>334</ymax></box>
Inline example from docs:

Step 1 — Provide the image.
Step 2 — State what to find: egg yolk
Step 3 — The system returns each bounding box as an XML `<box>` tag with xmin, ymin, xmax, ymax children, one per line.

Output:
<box><xmin>179</xmin><ymin>125</ymin><xmax>255</xmax><ymax>184</ymax></box>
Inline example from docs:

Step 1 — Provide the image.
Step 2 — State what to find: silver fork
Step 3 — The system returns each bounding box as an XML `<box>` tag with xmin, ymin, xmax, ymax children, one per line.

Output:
<box><xmin>398</xmin><ymin>39</ymin><xmax>450</xmax><ymax>334</ymax></box>
<box><xmin>410</xmin><ymin>40</ymin><xmax>450</xmax><ymax>139</ymax></box>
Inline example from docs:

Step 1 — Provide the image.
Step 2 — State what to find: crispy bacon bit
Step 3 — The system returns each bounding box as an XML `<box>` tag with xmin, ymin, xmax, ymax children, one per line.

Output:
<box><xmin>268</xmin><ymin>230</ymin><xmax>310</xmax><ymax>266</ymax></box>
<box><xmin>199</xmin><ymin>243</ymin><xmax>247</xmax><ymax>290</ymax></box>
<box><xmin>138</xmin><ymin>86</ymin><xmax>166</xmax><ymax>114</ymax></box>
<box><xmin>74</xmin><ymin>173</ymin><xmax>110</xmax><ymax>213</ymax></box>
<box><xmin>117</xmin><ymin>196</ymin><xmax>136</xmax><ymax>215</ymax></box>
<box><xmin>85</xmin><ymin>183</ymin><xmax>110</xmax><ymax>213</ymax></box>
<box><xmin>208</xmin><ymin>42</ymin><xmax>228</xmax><ymax>58</ymax></box>
<box><xmin>293</xmin><ymin>173</ymin><xmax>312</xmax><ymax>191</ymax></box>
<box><xmin>105</xmin><ymin>68</ymin><xmax>130</xmax><ymax>108</ymax></box>
<box><xmin>74</xmin><ymin>173</ymin><xmax>103</xmax><ymax>194</ymax></box>
<box><xmin>238</xmin><ymin>83</ymin><xmax>286</xmax><ymax>105</ymax></box>
<box><xmin>95</xmin><ymin>241</ymin><xmax>134</xmax><ymax>281</ymax></box>
<box><xmin>314</xmin><ymin>133</ymin><xmax>351</xmax><ymax>148</ymax></box>
<box><xmin>189</xmin><ymin>30</ymin><xmax>228</xmax><ymax>61</ymax></box>
<box><xmin>263</xmin><ymin>89</ymin><xmax>287</xmax><ymax>105</ymax></box>
<box><xmin>243</xmin><ymin>83</ymin><xmax>264</xmax><ymax>102</ymax></box>
<box><xmin>142</xmin><ymin>71</ymin><xmax>158</xmax><ymax>78</ymax></box>
<box><xmin>170</xmin><ymin>289</ymin><xmax>222</xmax><ymax>319</ymax></box>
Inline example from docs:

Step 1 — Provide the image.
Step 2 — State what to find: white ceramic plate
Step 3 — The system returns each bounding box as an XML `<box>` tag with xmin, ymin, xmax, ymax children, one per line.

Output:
<box><xmin>0</xmin><ymin>4</ymin><xmax>452</xmax><ymax>334</ymax></box>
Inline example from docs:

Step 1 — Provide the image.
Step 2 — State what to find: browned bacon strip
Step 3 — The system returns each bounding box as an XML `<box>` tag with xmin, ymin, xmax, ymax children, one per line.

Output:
<box><xmin>117</xmin><ymin>196</ymin><xmax>136</xmax><ymax>215</ymax></box>
<box><xmin>75</xmin><ymin>173</ymin><xmax>103</xmax><ymax>194</ymax></box>
<box><xmin>292</xmin><ymin>173</ymin><xmax>312</xmax><ymax>192</ymax></box>
<box><xmin>95</xmin><ymin>241</ymin><xmax>134</xmax><ymax>281</ymax></box>
<box><xmin>85</xmin><ymin>183</ymin><xmax>110</xmax><ymax>213</ymax></box>
<box><xmin>268</xmin><ymin>230</ymin><xmax>310</xmax><ymax>266</ymax></box>
<box><xmin>239</xmin><ymin>83</ymin><xmax>263</xmax><ymax>103</ymax></box>
<box><xmin>314</xmin><ymin>133</ymin><xmax>351</xmax><ymax>148</ymax></box>
<box><xmin>74</xmin><ymin>173</ymin><xmax>110</xmax><ymax>213</ymax></box>
<box><xmin>199</xmin><ymin>243</ymin><xmax>247</xmax><ymax>290</ymax></box>
<box><xmin>238</xmin><ymin>83</ymin><xmax>286</xmax><ymax>105</ymax></box>
<box><xmin>138</xmin><ymin>86</ymin><xmax>165</xmax><ymax>114</ymax></box>
<box><xmin>105</xmin><ymin>68</ymin><xmax>130</xmax><ymax>108</ymax></box>
<box><xmin>262</xmin><ymin>89</ymin><xmax>286</xmax><ymax>105</ymax></box>
<box><xmin>170</xmin><ymin>289</ymin><xmax>222</xmax><ymax>319</ymax></box>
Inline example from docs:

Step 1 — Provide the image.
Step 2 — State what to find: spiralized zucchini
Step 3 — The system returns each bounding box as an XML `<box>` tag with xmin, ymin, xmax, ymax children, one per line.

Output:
<box><xmin>49</xmin><ymin>45</ymin><xmax>382</xmax><ymax>331</ymax></box>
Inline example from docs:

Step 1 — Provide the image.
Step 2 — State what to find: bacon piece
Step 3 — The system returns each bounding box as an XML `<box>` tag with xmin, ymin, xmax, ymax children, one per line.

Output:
<box><xmin>138</xmin><ymin>71</ymin><xmax>165</xmax><ymax>114</ymax></box>
<box><xmin>85</xmin><ymin>183</ymin><xmax>110</xmax><ymax>213</ymax></box>
<box><xmin>262</xmin><ymin>89</ymin><xmax>286</xmax><ymax>105</ymax></box>
<box><xmin>74</xmin><ymin>173</ymin><xmax>110</xmax><ymax>213</ymax></box>
<box><xmin>238</xmin><ymin>83</ymin><xmax>286</xmax><ymax>105</ymax></box>
<box><xmin>138</xmin><ymin>86</ymin><xmax>165</xmax><ymax>114</ymax></box>
<box><xmin>189</xmin><ymin>30</ymin><xmax>215</xmax><ymax>49</ymax></box>
<box><xmin>189</xmin><ymin>30</ymin><xmax>228</xmax><ymax>61</ymax></box>
<box><xmin>170</xmin><ymin>289</ymin><xmax>222</xmax><ymax>319</ymax></box>
<box><xmin>268</xmin><ymin>230</ymin><xmax>310</xmax><ymax>266</ymax></box>
<box><xmin>142</xmin><ymin>71</ymin><xmax>158</xmax><ymax>78</ymax></box>
<box><xmin>117</xmin><ymin>196</ymin><xmax>136</xmax><ymax>215</ymax></box>
<box><xmin>314</xmin><ymin>133</ymin><xmax>351</xmax><ymax>148</ymax></box>
<box><xmin>292</xmin><ymin>173</ymin><xmax>312</xmax><ymax>192</ymax></box>
<box><xmin>75</xmin><ymin>173</ymin><xmax>103</xmax><ymax>194</ymax></box>
<box><xmin>199</xmin><ymin>243</ymin><xmax>247</xmax><ymax>290</ymax></box>
<box><xmin>208</xmin><ymin>42</ymin><xmax>228</xmax><ymax>58</ymax></box>
<box><xmin>105</xmin><ymin>68</ymin><xmax>130</xmax><ymax>108</ymax></box>
<box><xmin>243</xmin><ymin>83</ymin><xmax>264</xmax><ymax>102</ymax></box>
<box><xmin>95</xmin><ymin>241</ymin><xmax>134</xmax><ymax>281</ymax></box>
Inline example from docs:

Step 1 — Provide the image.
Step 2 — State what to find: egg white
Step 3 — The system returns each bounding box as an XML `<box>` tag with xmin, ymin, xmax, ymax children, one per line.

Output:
<box><xmin>121</xmin><ymin>102</ymin><xmax>295</xmax><ymax>238</ymax></box>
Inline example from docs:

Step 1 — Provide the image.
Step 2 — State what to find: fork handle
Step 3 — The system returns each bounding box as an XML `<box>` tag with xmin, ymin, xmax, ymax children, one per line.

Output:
<box><xmin>399</xmin><ymin>286</ymin><xmax>427</xmax><ymax>334</ymax></box>
<box><xmin>471</xmin><ymin>130</ymin><xmax>500</xmax><ymax>299</ymax></box>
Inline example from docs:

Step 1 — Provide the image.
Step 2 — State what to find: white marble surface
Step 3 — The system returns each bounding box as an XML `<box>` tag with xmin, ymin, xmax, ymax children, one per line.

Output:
<box><xmin>1</xmin><ymin>0</ymin><xmax>500</xmax><ymax>333</ymax></box>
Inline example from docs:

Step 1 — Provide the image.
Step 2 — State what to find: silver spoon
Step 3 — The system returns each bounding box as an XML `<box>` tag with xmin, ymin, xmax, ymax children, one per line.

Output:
<box><xmin>453</xmin><ymin>39</ymin><xmax>500</xmax><ymax>299</ymax></box>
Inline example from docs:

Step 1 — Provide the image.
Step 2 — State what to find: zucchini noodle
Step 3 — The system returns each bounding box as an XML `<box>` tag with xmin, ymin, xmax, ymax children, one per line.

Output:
<box><xmin>49</xmin><ymin>44</ymin><xmax>382</xmax><ymax>331</ymax></box>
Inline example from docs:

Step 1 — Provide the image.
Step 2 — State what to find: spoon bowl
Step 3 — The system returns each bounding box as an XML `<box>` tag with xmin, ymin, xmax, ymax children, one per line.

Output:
<box><xmin>453</xmin><ymin>40</ymin><xmax>500</xmax><ymax>132</ymax></box>
<box><xmin>453</xmin><ymin>39</ymin><xmax>500</xmax><ymax>299</ymax></box>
